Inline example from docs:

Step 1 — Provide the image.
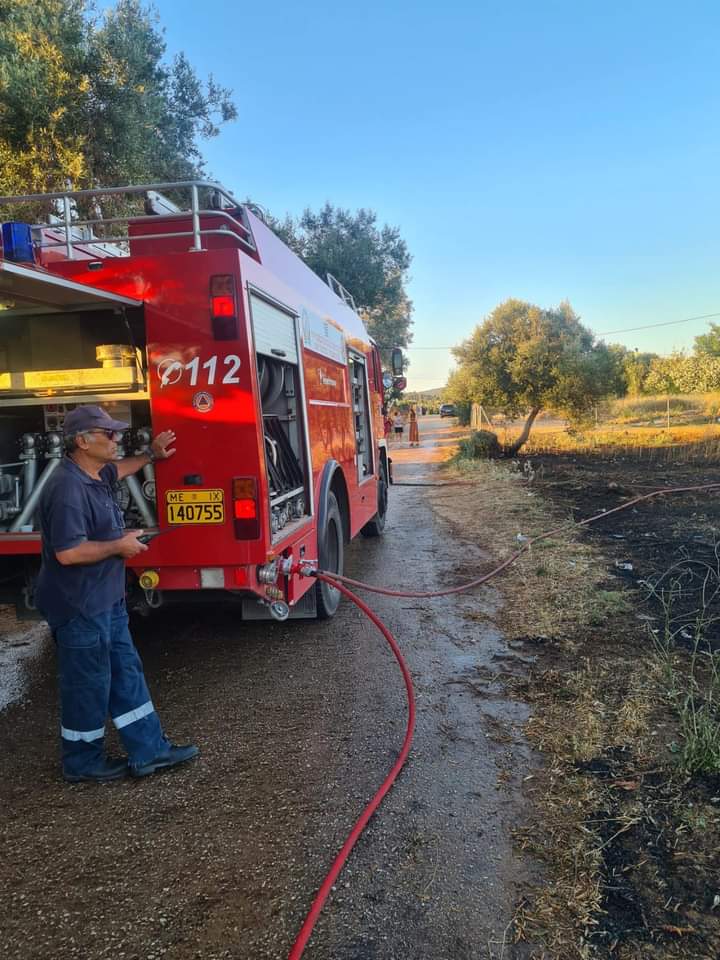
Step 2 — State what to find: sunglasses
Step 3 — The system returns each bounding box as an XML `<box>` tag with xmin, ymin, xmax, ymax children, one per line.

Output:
<box><xmin>84</xmin><ymin>429</ymin><xmax>124</xmax><ymax>441</ymax></box>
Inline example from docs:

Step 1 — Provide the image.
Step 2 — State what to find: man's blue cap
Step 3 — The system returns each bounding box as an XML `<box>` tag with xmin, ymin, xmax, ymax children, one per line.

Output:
<box><xmin>63</xmin><ymin>405</ymin><xmax>129</xmax><ymax>436</ymax></box>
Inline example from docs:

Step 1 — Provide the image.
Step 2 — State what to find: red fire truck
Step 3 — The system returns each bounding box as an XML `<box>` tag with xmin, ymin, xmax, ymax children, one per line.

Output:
<box><xmin>0</xmin><ymin>182</ymin><xmax>398</xmax><ymax>620</ymax></box>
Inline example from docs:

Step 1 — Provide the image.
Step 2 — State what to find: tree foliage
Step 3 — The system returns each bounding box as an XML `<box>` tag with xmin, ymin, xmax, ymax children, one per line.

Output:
<box><xmin>0</xmin><ymin>0</ymin><xmax>236</xmax><ymax>196</ymax></box>
<box><xmin>644</xmin><ymin>352</ymin><xmax>720</xmax><ymax>394</ymax></box>
<box><xmin>694</xmin><ymin>322</ymin><xmax>720</xmax><ymax>358</ymax></box>
<box><xmin>451</xmin><ymin>298</ymin><xmax>624</xmax><ymax>452</ymax></box>
<box><xmin>619</xmin><ymin>350</ymin><xmax>658</xmax><ymax>396</ymax></box>
<box><xmin>269</xmin><ymin>204</ymin><xmax>413</xmax><ymax>364</ymax></box>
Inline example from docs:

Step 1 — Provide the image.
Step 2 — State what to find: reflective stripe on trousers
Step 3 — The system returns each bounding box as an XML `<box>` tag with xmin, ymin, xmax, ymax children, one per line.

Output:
<box><xmin>55</xmin><ymin>600</ymin><xmax>168</xmax><ymax>777</ymax></box>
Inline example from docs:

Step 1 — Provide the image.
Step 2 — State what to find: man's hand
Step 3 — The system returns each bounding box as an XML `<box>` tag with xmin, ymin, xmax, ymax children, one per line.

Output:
<box><xmin>57</xmin><ymin>531</ymin><xmax>148</xmax><ymax>566</ymax></box>
<box><xmin>150</xmin><ymin>430</ymin><xmax>177</xmax><ymax>461</ymax></box>
<box><xmin>115</xmin><ymin>429</ymin><xmax>177</xmax><ymax>480</ymax></box>
<box><xmin>116</xmin><ymin>531</ymin><xmax>149</xmax><ymax>559</ymax></box>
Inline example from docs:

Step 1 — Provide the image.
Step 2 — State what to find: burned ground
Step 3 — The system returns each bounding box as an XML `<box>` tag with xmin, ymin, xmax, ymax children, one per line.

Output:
<box><xmin>501</xmin><ymin>452</ymin><xmax>720</xmax><ymax>959</ymax></box>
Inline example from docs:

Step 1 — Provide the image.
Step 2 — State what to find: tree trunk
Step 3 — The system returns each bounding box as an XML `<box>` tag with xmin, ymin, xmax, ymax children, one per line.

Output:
<box><xmin>504</xmin><ymin>406</ymin><xmax>541</xmax><ymax>455</ymax></box>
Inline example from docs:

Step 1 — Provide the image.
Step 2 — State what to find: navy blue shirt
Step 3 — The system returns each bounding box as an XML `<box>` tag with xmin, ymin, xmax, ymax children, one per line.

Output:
<box><xmin>35</xmin><ymin>457</ymin><xmax>126</xmax><ymax>627</ymax></box>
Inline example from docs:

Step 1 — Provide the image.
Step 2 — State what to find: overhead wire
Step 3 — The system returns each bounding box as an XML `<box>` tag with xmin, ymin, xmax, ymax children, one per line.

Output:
<box><xmin>404</xmin><ymin>309</ymin><xmax>720</xmax><ymax>351</ymax></box>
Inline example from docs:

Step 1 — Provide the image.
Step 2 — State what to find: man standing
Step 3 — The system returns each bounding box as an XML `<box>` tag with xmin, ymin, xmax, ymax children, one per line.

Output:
<box><xmin>35</xmin><ymin>404</ymin><xmax>198</xmax><ymax>783</ymax></box>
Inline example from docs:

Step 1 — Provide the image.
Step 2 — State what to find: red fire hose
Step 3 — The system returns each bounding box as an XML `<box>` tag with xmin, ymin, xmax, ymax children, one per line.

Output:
<box><xmin>286</xmin><ymin>480</ymin><xmax>720</xmax><ymax>957</ymax></box>
<box><xmin>321</xmin><ymin>482</ymin><xmax>720</xmax><ymax>599</ymax></box>
<box><xmin>286</xmin><ymin>574</ymin><xmax>415</xmax><ymax>960</ymax></box>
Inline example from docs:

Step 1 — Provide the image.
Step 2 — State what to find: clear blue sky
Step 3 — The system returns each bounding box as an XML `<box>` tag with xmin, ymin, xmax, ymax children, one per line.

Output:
<box><xmin>148</xmin><ymin>0</ymin><xmax>720</xmax><ymax>390</ymax></box>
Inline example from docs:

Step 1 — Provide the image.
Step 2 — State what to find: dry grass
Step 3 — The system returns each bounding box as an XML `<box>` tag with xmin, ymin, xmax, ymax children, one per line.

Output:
<box><xmin>500</xmin><ymin>423</ymin><xmax>720</xmax><ymax>464</ymax></box>
<box><xmin>427</xmin><ymin>459</ymin><xmax>683</xmax><ymax>958</ymax></box>
<box><xmin>606</xmin><ymin>392</ymin><xmax>720</xmax><ymax>425</ymax></box>
<box><xmin>436</xmin><ymin>459</ymin><xmax>632</xmax><ymax>644</ymax></box>
<box><xmin>509</xmin><ymin>655</ymin><xmax>673</xmax><ymax>958</ymax></box>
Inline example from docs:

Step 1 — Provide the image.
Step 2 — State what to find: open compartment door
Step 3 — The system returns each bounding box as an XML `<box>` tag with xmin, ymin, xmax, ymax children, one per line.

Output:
<box><xmin>0</xmin><ymin>261</ymin><xmax>154</xmax><ymax>537</ymax></box>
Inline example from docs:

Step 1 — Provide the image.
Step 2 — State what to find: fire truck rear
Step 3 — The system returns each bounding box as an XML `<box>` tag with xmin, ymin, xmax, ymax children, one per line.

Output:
<box><xmin>0</xmin><ymin>182</ymin><xmax>395</xmax><ymax>621</ymax></box>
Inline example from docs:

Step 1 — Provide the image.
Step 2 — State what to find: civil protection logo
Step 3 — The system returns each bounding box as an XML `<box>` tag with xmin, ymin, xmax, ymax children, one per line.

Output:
<box><xmin>192</xmin><ymin>391</ymin><xmax>214</xmax><ymax>413</ymax></box>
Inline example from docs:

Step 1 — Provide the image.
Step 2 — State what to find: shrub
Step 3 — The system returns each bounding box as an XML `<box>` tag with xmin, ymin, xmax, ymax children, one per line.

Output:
<box><xmin>455</xmin><ymin>430</ymin><xmax>501</xmax><ymax>460</ymax></box>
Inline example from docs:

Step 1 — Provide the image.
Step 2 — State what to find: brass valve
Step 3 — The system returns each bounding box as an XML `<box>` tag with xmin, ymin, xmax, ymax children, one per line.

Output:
<box><xmin>138</xmin><ymin>569</ymin><xmax>160</xmax><ymax>590</ymax></box>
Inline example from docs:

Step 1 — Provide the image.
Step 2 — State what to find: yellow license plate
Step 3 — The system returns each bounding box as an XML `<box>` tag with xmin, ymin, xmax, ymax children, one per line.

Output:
<box><xmin>166</xmin><ymin>489</ymin><xmax>225</xmax><ymax>524</ymax></box>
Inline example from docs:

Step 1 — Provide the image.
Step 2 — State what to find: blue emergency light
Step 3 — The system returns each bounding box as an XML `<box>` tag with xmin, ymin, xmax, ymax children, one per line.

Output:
<box><xmin>1</xmin><ymin>221</ymin><xmax>35</xmax><ymax>263</ymax></box>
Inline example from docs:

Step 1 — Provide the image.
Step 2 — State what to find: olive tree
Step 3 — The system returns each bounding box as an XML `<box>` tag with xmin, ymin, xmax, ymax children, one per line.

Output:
<box><xmin>452</xmin><ymin>298</ymin><xmax>624</xmax><ymax>454</ymax></box>
<box><xmin>268</xmin><ymin>204</ymin><xmax>413</xmax><ymax>365</ymax></box>
<box><xmin>0</xmin><ymin>0</ymin><xmax>236</xmax><ymax>196</ymax></box>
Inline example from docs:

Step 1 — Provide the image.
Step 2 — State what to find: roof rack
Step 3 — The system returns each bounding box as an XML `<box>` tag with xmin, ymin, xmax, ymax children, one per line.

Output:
<box><xmin>0</xmin><ymin>180</ymin><xmax>256</xmax><ymax>260</ymax></box>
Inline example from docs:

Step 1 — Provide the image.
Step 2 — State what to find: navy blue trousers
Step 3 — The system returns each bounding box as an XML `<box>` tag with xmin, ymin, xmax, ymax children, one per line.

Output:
<box><xmin>55</xmin><ymin>600</ymin><xmax>168</xmax><ymax>777</ymax></box>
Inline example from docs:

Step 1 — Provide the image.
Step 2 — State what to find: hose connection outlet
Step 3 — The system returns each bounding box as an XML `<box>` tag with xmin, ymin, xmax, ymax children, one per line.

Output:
<box><xmin>138</xmin><ymin>569</ymin><xmax>160</xmax><ymax>590</ymax></box>
<box><xmin>281</xmin><ymin>557</ymin><xmax>318</xmax><ymax>578</ymax></box>
<box><xmin>265</xmin><ymin>585</ymin><xmax>284</xmax><ymax>601</ymax></box>
<box><xmin>257</xmin><ymin>559</ymin><xmax>279</xmax><ymax>585</ymax></box>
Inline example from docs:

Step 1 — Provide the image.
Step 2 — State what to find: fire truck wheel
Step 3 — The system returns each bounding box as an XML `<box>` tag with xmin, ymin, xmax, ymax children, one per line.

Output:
<box><xmin>360</xmin><ymin>459</ymin><xmax>388</xmax><ymax>538</ymax></box>
<box><xmin>316</xmin><ymin>491</ymin><xmax>344</xmax><ymax>619</ymax></box>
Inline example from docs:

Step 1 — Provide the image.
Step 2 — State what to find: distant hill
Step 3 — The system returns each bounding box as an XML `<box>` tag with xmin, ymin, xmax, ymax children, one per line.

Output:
<box><xmin>405</xmin><ymin>386</ymin><xmax>444</xmax><ymax>400</ymax></box>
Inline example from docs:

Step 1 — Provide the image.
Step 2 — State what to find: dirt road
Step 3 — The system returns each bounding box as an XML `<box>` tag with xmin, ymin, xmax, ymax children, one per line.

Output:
<box><xmin>0</xmin><ymin>417</ymin><xmax>537</xmax><ymax>960</ymax></box>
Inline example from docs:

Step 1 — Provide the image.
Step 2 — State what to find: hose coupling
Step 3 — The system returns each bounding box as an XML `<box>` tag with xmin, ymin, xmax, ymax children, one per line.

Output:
<box><xmin>281</xmin><ymin>558</ymin><xmax>318</xmax><ymax>577</ymax></box>
<box><xmin>257</xmin><ymin>559</ymin><xmax>279</xmax><ymax>585</ymax></box>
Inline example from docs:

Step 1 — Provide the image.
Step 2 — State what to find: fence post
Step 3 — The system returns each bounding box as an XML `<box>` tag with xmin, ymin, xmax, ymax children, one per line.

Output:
<box><xmin>667</xmin><ymin>396</ymin><xmax>670</xmax><ymax>431</ymax></box>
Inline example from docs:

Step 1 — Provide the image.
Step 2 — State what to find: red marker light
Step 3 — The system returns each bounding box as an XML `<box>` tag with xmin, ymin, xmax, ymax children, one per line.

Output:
<box><xmin>232</xmin><ymin>477</ymin><xmax>259</xmax><ymax>538</ymax></box>
<box><xmin>234</xmin><ymin>499</ymin><xmax>257</xmax><ymax>520</ymax></box>
<box><xmin>211</xmin><ymin>295</ymin><xmax>235</xmax><ymax>317</ymax></box>
<box><xmin>210</xmin><ymin>275</ymin><xmax>238</xmax><ymax>340</ymax></box>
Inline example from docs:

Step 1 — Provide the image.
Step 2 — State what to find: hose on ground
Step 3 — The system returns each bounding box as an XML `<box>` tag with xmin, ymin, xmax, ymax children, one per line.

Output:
<box><xmin>317</xmin><ymin>482</ymin><xmax>720</xmax><ymax>599</ymax></box>
<box><xmin>287</xmin><ymin>480</ymin><xmax>720</xmax><ymax>956</ymax></box>
<box><xmin>287</xmin><ymin>573</ymin><xmax>416</xmax><ymax>960</ymax></box>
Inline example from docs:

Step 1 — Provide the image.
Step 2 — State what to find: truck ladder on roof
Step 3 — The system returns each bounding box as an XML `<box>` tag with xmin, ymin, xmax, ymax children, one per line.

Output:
<box><xmin>326</xmin><ymin>272</ymin><xmax>358</xmax><ymax>312</ymax></box>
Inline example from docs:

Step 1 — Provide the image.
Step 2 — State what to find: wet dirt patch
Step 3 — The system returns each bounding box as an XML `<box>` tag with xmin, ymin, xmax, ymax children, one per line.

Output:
<box><xmin>0</xmin><ymin>607</ymin><xmax>50</xmax><ymax>711</ymax></box>
<box><xmin>0</xmin><ymin>418</ymin><xmax>541</xmax><ymax>960</ymax></box>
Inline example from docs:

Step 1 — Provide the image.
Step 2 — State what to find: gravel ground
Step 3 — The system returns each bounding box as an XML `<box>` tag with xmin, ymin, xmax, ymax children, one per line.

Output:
<box><xmin>0</xmin><ymin>418</ymin><xmax>538</xmax><ymax>960</ymax></box>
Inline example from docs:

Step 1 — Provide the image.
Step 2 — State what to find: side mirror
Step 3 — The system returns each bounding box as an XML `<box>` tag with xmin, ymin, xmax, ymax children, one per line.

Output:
<box><xmin>382</xmin><ymin>371</ymin><xmax>394</xmax><ymax>390</ymax></box>
<box><xmin>391</xmin><ymin>347</ymin><xmax>404</xmax><ymax>377</ymax></box>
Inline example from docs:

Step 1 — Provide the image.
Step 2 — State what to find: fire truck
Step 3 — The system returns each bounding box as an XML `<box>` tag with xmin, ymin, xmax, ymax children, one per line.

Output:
<box><xmin>0</xmin><ymin>182</ymin><xmax>399</xmax><ymax>621</ymax></box>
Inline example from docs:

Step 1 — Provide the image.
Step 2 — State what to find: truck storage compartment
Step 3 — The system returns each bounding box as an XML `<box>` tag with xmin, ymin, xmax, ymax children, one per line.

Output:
<box><xmin>250</xmin><ymin>291</ymin><xmax>311</xmax><ymax>542</ymax></box>
<box><xmin>0</xmin><ymin>300</ymin><xmax>157</xmax><ymax>533</ymax></box>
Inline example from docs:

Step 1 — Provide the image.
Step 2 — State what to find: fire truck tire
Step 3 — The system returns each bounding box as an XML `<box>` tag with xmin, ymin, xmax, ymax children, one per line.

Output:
<box><xmin>316</xmin><ymin>492</ymin><xmax>344</xmax><ymax>619</ymax></box>
<box><xmin>360</xmin><ymin>459</ymin><xmax>388</xmax><ymax>538</ymax></box>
